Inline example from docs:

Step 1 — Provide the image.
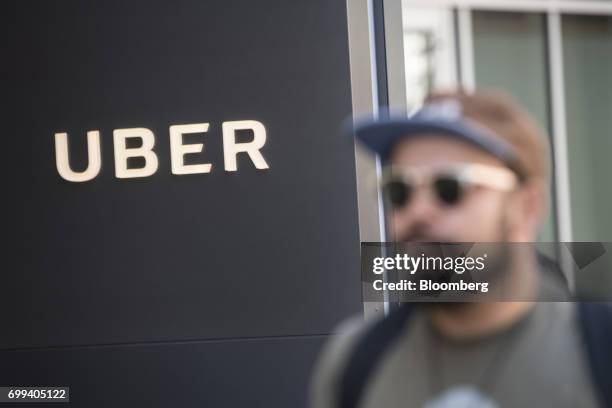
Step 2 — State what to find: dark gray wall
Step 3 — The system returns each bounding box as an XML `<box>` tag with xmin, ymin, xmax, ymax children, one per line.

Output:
<box><xmin>2</xmin><ymin>1</ymin><xmax>361</xmax><ymax>406</ymax></box>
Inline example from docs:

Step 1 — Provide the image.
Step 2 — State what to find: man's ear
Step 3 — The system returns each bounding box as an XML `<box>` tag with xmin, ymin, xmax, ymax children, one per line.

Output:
<box><xmin>516</xmin><ymin>179</ymin><xmax>548</xmax><ymax>240</ymax></box>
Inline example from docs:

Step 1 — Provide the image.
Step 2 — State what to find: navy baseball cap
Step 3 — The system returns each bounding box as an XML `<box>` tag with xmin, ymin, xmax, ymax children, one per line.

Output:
<box><xmin>351</xmin><ymin>99</ymin><xmax>527</xmax><ymax>180</ymax></box>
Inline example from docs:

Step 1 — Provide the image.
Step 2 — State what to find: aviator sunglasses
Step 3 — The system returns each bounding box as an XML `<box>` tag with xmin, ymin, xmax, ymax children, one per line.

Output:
<box><xmin>381</xmin><ymin>163</ymin><xmax>518</xmax><ymax>209</ymax></box>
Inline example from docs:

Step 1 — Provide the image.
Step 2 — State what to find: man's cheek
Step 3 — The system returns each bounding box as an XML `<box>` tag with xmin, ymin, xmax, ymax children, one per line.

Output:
<box><xmin>391</xmin><ymin>212</ymin><xmax>409</xmax><ymax>235</ymax></box>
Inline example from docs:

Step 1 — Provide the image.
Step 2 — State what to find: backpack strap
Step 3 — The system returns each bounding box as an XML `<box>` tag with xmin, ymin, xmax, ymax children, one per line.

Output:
<box><xmin>339</xmin><ymin>304</ymin><xmax>416</xmax><ymax>408</ymax></box>
<box><xmin>578</xmin><ymin>302</ymin><xmax>612</xmax><ymax>408</ymax></box>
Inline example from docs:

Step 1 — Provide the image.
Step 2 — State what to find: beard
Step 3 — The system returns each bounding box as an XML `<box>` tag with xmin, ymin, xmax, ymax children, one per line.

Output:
<box><xmin>399</xmin><ymin>206</ymin><xmax>515</xmax><ymax>306</ymax></box>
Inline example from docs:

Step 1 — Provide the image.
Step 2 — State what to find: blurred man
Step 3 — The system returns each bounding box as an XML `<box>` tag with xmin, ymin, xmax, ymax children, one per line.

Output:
<box><xmin>311</xmin><ymin>91</ymin><xmax>611</xmax><ymax>407</ymax></box>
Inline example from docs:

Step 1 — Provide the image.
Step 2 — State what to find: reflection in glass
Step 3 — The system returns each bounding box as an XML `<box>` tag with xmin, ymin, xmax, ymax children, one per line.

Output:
<box><xmin>563</xmin><ymin>15</ymin><xmax>612</xmax><ymax>241</ymax></box>
<box><xmin>472</xmin><ymin>11</ymin><xmax>557</xmax><ymax>242</ymax></box>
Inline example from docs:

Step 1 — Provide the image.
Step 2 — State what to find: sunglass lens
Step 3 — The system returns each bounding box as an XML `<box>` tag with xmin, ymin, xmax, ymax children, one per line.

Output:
<box><xmin>434</xmin><ymin>177</ymin><xmax>462</xmax><ymax>205</ymax></box>
<box><xmin>385</xmin><ymin>180</ymin><xmax>411</xmax><ymax>208</ymax></box>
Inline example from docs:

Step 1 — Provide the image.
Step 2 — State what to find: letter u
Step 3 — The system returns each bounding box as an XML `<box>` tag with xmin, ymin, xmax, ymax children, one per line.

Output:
<box><xmin>54</xmin><ymin>131</ymin><xmax>102</xmax><ymax>182</ymax></box>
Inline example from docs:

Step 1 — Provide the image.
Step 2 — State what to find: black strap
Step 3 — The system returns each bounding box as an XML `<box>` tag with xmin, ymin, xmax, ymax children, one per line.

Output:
<box><xmin>339</xmin><ymin>304</ymin><xmax>415</xmax><ymax>408</ymax></box>
<box><xmin>578</xmin><ymin>302</ymin><xmax>612</xmax><ymax>408</ymax></box>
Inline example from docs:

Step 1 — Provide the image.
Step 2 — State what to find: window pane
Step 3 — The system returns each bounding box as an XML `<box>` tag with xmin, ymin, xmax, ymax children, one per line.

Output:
<box><xmin>401</xmin><ymin>6</ymin><xmax>458</xmax><ymax>109</ymax></box>
<box><xmin>472</xmin><ymin>11</ymin><xmax>557</xmax><ymax>241</ymax></box>
<box><xmin>562</xmin><ymin>15</ymin><xmax>612</xmax><ymax>241</ymax></box>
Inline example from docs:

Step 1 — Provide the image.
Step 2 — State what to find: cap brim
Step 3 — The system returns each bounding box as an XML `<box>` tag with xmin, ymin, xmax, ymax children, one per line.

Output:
<box><xmin>351</xmin><ymin>116</ymin><xmax>516</xmax><ymax>167</ymax></box>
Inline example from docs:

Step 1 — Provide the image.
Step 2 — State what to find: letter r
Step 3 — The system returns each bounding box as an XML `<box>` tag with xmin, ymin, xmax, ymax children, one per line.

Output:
<box><xmin>222</xmin><ymin>120</ymin><xmax>269</xmax><ymax>172</ymax></box>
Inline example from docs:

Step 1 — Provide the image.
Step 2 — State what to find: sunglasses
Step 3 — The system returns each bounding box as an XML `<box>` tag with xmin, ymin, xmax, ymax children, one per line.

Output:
<box><xmin>381</xmin><ymin>163</ymin><xmax>518</xmax><ymax>209</ymax></box>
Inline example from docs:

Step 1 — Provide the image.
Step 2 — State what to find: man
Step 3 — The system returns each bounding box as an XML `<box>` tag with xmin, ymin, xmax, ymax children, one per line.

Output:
<box><xmin>311</xmin><ymin>91</ymin><xmax>610</xmax><ymax>407</ymax></box>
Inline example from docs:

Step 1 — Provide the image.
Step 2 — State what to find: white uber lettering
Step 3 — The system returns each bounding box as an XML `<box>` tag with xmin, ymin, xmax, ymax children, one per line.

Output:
<box><xmin>222</xmin><ymin>120</ymin><xmax>269</xmax><ymax>172</ymax></box>
<box><xmin>54</xmin><ymin>130</ymin><xmax>102</xmax><ymax>182</ymax></box>
<box><xmin>113</xmin><ymin>128</ymin><xmax>159</xmax><ymax>179</ymax></box>
<box><xmin>53</xmin><ymin>120</ymin><xmax>270</xmax><ymax>182</ymax></box>
<box><xmin>169</xmin><ymin>123</ymin><xmax>212</xmax><ymax>175</ymax></box>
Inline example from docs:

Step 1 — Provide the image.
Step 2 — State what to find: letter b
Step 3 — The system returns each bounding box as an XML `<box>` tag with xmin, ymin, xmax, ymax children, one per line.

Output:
<box><xmin>113</xmin><ymin>128</ymin><xmax>159</xmax><ymax>178</ymax></box>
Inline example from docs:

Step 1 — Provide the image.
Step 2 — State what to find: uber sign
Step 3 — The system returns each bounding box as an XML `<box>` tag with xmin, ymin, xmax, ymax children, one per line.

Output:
<box><xmin>54</xmin><ymin>120</ymin><xmax>269</xmax><ymax>182</ymax></box>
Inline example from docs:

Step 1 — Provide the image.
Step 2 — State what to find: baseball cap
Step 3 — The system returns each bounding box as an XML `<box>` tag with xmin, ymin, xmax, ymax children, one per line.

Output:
<box><xmin>352</xmin><ymin>90</ymin><xmax>549</xmax><ymax>181</ymax></box>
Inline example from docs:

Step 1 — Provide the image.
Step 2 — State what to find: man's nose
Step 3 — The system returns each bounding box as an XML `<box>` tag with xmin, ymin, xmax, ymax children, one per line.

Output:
<box><xmin>402</xmin><ymin>186</ymin><xmax>440</xmax><ymax>222</ymax></box>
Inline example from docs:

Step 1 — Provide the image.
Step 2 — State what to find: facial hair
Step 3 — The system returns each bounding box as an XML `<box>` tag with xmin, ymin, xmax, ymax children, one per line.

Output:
<box><xmin>426</xmin><ymin>203</ymin><xmax>514</xmax><ymax>308</ymax></box>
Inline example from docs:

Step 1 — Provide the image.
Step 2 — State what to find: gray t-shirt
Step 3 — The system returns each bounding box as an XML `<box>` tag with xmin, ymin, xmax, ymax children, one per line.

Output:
<box><xmin>311</xmin><ymin>302</ymin><xmax>599</xmax><ymax>408</ymax></box>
